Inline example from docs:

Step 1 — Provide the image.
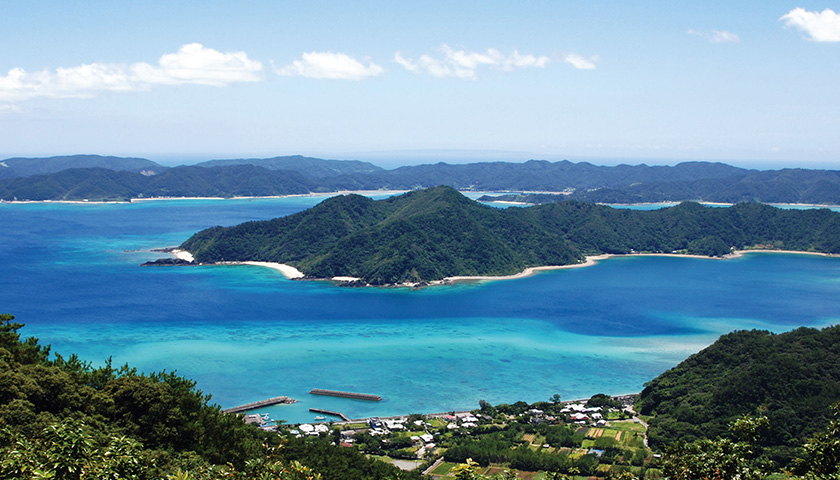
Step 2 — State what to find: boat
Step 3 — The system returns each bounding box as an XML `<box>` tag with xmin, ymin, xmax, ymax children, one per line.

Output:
<box><xmin>314</xmin><ymin>415</ymin><xmax>326</xmax><ymax>420</ymax></box>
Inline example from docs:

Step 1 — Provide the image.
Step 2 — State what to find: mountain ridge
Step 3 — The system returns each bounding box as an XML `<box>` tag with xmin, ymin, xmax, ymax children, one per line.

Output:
<box><xmin>3</xmin><ymin>154</ymin><xmax>840</xmax><ymax>204</ymax></box>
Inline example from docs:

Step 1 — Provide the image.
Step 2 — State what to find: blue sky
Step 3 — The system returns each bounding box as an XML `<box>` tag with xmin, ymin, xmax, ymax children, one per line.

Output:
<box><xmin>1</xmin><ymin>1</ymin><xmax>838</xmax><ymax>168</ymax></box>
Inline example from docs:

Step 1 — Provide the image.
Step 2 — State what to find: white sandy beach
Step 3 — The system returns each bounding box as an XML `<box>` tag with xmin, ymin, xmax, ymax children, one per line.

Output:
<box><xmin>166</xmin><ymin>248</ymin><xmax>305</xmax><ymax>279</ymax></box>
<box><xmin>238</xmin><ymin>261</ymin><xmax>305</xmax><ymax>279</ymax></box>
<box><xmin>439</xmin><ymin>249</ymin><xmax>836</xmax><ymax>285</ymax></box>
<box><xmin>170</xmin><ymin>249</ymin><xmax>195</xmax><ymax>263</ymax></box>
<box><xmin>440</xmin><ymin>254</ymin><xmax>612</xmax><ymax>284</ymax></box>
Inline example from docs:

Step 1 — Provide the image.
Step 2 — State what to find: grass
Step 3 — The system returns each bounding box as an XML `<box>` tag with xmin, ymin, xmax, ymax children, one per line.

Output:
<box><xmin>431</xmin><ymin>462</ymin><xmax>456</xmax><ymax>476</ymax></box>
<box><xmin>342</xmin><ymin>422</ymin><xmax>368</xmax><ymax>429</ymax></box>
<box><xmin>610</xmin><ymin>420</ymin><xmax>647</xmax><ymax>433</ymax></box>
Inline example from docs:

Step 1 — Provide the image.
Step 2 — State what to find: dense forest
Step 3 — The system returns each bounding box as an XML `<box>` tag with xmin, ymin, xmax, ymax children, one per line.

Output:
<box><xmin>637</xmin><ymin>325</ymin><xmax>840</xmax><ymax>466</ymax></box>
<box><xmin>4</xmin><ymin>155</ymin><xmax>840</xmax><ymax>204</ymax></box>
<box><xmin>179</xmin><ymin>186</ymin><xmax>840</xmax><ymax>285</ymax></box>
<box><xmin>0</xmin><ymin>314</ymin><xmax>421</xmax><ymax>480</ymax></box>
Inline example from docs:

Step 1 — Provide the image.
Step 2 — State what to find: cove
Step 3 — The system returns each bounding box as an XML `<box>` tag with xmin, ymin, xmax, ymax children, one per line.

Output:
<box><xmin>1</xmin><ymin>196</ymin><xmax>838</xmax><ymax>423</ymax></box>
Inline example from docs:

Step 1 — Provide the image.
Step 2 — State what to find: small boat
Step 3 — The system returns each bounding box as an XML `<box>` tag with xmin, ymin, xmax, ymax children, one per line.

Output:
<box><xmin>314</xmin><ymin>415</ymin><xmax>326</xmax><ymax>420</ymax></box>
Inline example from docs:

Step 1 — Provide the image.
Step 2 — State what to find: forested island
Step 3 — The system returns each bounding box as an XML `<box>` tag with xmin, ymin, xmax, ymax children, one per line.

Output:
<box><xmin>3</xmin><ymin>313</ymin><xmax>840</xmax><ymax>479</ymax></box>
<box><xmin>4</xmin><ymin>154</ymin><xmax>840</xmax><ymax>204</ymax></box>
<box><xmin>178</xmin><ymin>186</ymin><xmax>840</xmax><ymax>285</ymax></box>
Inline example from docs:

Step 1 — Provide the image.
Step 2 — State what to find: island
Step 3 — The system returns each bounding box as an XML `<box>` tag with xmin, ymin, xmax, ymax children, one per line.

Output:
<box><xmin>175</xmin><ymin>186</ymin><xmax>840</xmax><ymax>286</ymax></box>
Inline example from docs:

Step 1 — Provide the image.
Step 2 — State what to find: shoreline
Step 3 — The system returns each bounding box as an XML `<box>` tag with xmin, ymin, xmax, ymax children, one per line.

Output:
<box><xmin>171</xmin><ymin>249</ymin><xmax>837</xmax><ymax>287</ymax></box>
<box><xmin>214</xmin><ymin>261</ymin><xmax>306</xmax><ymax>279</ymax></box>
<box><xmin>2</xmin><ymin>192</ymin><xmax>839</xmax><ymax>210</ymax></box>
<box><xmin>438</xmin><ymin>249</ymin><xmax>837</xmax><ymax>285</ymax></box>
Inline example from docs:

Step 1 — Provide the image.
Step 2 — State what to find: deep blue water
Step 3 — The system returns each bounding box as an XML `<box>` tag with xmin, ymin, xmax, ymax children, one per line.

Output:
<box><xmin>1</xmin><ymin>196</ymin><xmax>839</xmax><ymax>423</ymax></box>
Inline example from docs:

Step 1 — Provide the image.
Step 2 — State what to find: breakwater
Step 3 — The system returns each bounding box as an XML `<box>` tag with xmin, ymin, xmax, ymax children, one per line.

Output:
<box><xmin>309</xmin><ymin>408</ymin><xmax>351</xmax><ymax>421</ymax></box>
<box><xmin>309</xmin><ymin>388</ymin><xmax>382</xmax><ymax>401</ymax></box>
<box><xmin>223</xmin><ymin>396</ymin><xmax>296</xmax><ymax>413</ymax></box>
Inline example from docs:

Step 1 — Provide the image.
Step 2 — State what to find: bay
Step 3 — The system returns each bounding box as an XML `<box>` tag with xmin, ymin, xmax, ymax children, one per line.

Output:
<box><xmin>1</xmin><ymin>196</ymin><xmax>839</xmax><ymax>424</ymax></box>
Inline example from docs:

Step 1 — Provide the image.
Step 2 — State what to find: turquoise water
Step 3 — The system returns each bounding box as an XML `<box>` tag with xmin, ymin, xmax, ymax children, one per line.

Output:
<box><xmin>1</xmin><ymin>196</ymin><xmax>839</xmax><ymax>423</ymax></box>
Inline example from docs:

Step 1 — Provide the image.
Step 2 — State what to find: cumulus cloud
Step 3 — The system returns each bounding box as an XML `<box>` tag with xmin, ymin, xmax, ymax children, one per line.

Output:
<box><xmin>0</xmin><ymin>43</ymin><xmax>263</xmax><ymax>102</ymax></box>
<box><xmin>562</xmin><ymin>53</ymin><xmax>599</xmax><ymax>70</ymax></box>
<box><xmin>132</xmin><ymin>43</ymin><xmax>263</xmax><ymax>86</ymax></box>
<box><xmin>780</xmin><ymin>8</ymin><xmax>840</xmax><ymax>42</ymax></box>
<box><xmin>687</xmin><ymin>29</ymin><xmax>740</xmax><ymax>43</ymax></box>
<box><xmin>275</xmin><ymin>52</ymin><xmax>383</xmax><ymax>80</ymax></box>
<box><xmin>394</xmin><ymin>44</ymin><xmax>553</xmax><ymax>80</ymax></box>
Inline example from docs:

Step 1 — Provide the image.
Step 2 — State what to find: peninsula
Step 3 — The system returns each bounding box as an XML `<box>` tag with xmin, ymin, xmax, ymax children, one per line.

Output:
<box><xmin>177</xmin><ymin>186</ymin><xmax>840</xmax><ymax>285</ymax></box>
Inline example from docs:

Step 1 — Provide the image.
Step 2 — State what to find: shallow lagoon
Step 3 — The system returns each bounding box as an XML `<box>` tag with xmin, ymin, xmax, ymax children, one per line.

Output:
<box><xmin>1</xmin><ymin>196</ymin><xmax>839</xmax><ymax>423</ymax></box>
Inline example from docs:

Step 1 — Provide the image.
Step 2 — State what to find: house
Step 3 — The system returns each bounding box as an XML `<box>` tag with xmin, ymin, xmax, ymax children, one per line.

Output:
<box><xmin>368</xmin><ymin>417</ymin><xmax>383</xmax><ymax>429</ymax></box>
<box><xmin>244</xmin><ymin>414</ymin><xmax>264</xmax><ymax>425</ymax></box>
<box><xmin>384</xmin><ymin>419</ymin><xmax>405</xmax><ymax>430</ymax></box>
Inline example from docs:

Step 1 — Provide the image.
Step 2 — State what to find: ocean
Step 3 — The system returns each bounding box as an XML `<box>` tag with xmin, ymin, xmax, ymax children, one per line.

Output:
<box><xmin>1</xmin><ymin>195</ymin><xmax>839</xmax><ymax>424</ymax></box>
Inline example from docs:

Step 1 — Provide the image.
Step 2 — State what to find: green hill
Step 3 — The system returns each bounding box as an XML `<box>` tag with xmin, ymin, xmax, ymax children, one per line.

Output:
<box><xmin>0</xmin><ymin>154</ymin><xmax>166</xmax><ymax>179</ymax></box>
<box><xmin>181</xmin><ymin>186</ymin><xmax>581</xmax><ymax>284</ymax></box>
<box><xmin>179</xmin><ymin>187</ymin><xmax>840</xmax><ymax>285</ymax></box>
<box><xmin>637</xmin><ymin>325</ymin><xmax>840</xmax><ymax>465</ymax></box>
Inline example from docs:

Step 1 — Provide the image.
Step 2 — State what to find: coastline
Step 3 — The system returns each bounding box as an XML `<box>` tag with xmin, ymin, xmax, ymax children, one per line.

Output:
<box><xmin>0</xmin><ymin>190</ymin><xmax>409</xmax><ymax>205</ymax></box>
<box><xmin>439</xmin><ymin>249</ymin><xmax>837</xmax><ymax>285</ymax></box>
<box><xmin>439</xmin><ymin>254</ymin><xmax>612</xmax><ymax>284</ymax></box>
<box><xmin>173</xmin><ymin>249</ymin><xmax>837</xmax><ymax>287</ymax></box>
<box><xmin>163</xmin><ymin>249</ymin><xmax>305</xmax><ymax>280</ymax></box>
<box><xmin>3</xmin><ymin>192</ymin><xmax>839</xmax><ymax>210</ymax></box>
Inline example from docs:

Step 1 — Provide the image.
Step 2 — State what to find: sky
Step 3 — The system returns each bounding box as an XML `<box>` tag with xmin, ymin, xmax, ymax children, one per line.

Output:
<box><xmin>1</xmin><ymin>1</ymin><xmax>839</xmax><ymax>169</ymax></box>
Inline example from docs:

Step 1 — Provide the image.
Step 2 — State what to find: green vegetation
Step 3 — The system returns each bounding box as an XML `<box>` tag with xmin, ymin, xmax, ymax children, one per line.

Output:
<box><xmin>180</xmin><ymin>186</ymin><xmax>840</xmax><ymax>284</ymax></box>
<box><xmin>637</xmin><ymin>325</ymin><xmax>840</xmax><ymax>467</ymax></box>
<box><xmin>0</xmin><ymin>313</ymin><xmax>420</xmax><ymax>480</ymax></box>
<box><xmin>4</xmin><ymin>155</ymin><xmax>840</xmax><ymax>204</ymax></box>
<box><xmin>181</xmin><ymin>186</ymin><xmax>581</xmax><ymax>284</ymax></box>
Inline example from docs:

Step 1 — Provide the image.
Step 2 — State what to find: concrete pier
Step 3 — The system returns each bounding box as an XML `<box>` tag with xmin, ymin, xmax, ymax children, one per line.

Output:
<box><xmin>309</xmin><ymin>388</ymin><xmax>382</xmax><ymax>401</ymax></box>
<box><xmin>309</xmin><ymin>408</ymin><xmax>351</xmax><ymax>421</ymax></box>
<box><xmin>223</xmin><ymin>396</ymin><xmax>295</xmax><ymax>413</ymax></box>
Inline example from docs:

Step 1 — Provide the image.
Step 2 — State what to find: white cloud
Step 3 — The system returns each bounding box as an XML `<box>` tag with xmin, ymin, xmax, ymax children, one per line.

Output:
<box><xmin>687</xmin><ymin>29</ymin><xmax>740</xmax><ymax>43</ymax></box>
<box><xmin>563</xmin><ymin>53</ymin><xmax>599</xmax><ymax>70</ymax></box>
<box><xmin>780</xmin><ymin>8</ymin><xmax>840</xmax><ymax>42</ymax></box>
<box><xmin>0</xmin><ymin>43</ymin><xmax>263</xmax><ymax>102</ymax></box>
<box><xmin>276</xmin><ymin>52</ymin><xmax>383</xmax><ymax>80</ymax></box>
<box><xmin>133</xmin><ymin>43</ymin><xmax>263</xmax><ymax>86</ymax></box>
<box><xmin>394</xmin><ymin>44</ymin><xmax>553</xmax><ymax>80</ymax></box>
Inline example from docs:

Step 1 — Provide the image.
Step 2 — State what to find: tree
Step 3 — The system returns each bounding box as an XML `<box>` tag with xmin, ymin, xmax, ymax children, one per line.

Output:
<box><xmin>662</xmin><ymin>416</ymin><xmax>770</xmax><ymax>480</ymax></box>
<box><xmin>794</xmin><ymin>403</ymin><xmax>840</xmax><ymax>478</ymax></box>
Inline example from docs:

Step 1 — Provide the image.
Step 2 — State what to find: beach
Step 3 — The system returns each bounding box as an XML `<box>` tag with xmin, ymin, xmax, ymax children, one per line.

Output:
<box><xmin>239</xmin><ymin>261</ymin><xmax>305</xmax><ymax>279</ymax></box>
<box><xmin>439</xmin><ymin>249</ymin><xmax>836</xmax><ymax>285</ymax></box>
<box><xmin>174</xmin><ymin>248</ymin><xmax>836</xmax><ymax>287</ymax></box>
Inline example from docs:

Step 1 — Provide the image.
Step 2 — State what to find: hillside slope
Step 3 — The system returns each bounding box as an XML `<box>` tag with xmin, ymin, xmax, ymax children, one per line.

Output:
<box><xmin>637</xmin><ymin>325</ymin><xmax>840</xmax><ymax>464</ymax></box>
<box><xmin>179</xmin><ymin>187</ymin><xmax>840</xmax><ymax>284</ymax></box>
<box><xmin>0</xmin><ymin>154</ymin><xmax>166</xmax><ymax>179</ymax></box>
<box><xmin>181</xmin><ymin>186</ymin><xmax>582</xmax><ymax>284</ymax></box>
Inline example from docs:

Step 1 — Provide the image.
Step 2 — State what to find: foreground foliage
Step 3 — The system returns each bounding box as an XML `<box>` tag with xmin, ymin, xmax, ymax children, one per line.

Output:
<box><xmin>0</xmin><ymin>314</ymin><xmax>419</xmax><ymax>479</ymax></box>
<box><xmin>638</xmin><ymin>325</ymin><xmax>840</xmax><ymax>467</ymax></box>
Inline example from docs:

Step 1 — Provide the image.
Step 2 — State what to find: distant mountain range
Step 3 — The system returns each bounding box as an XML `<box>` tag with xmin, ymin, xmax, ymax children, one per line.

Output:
<box><xmin>2</xmin><ymin>154</ymin><xmax>840</xmax><ymax>204</ymax></box>
<box><xmin>179</xmin><ymin>186</ymin><xmax>840</xmax><ymax>285</ymax></box>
